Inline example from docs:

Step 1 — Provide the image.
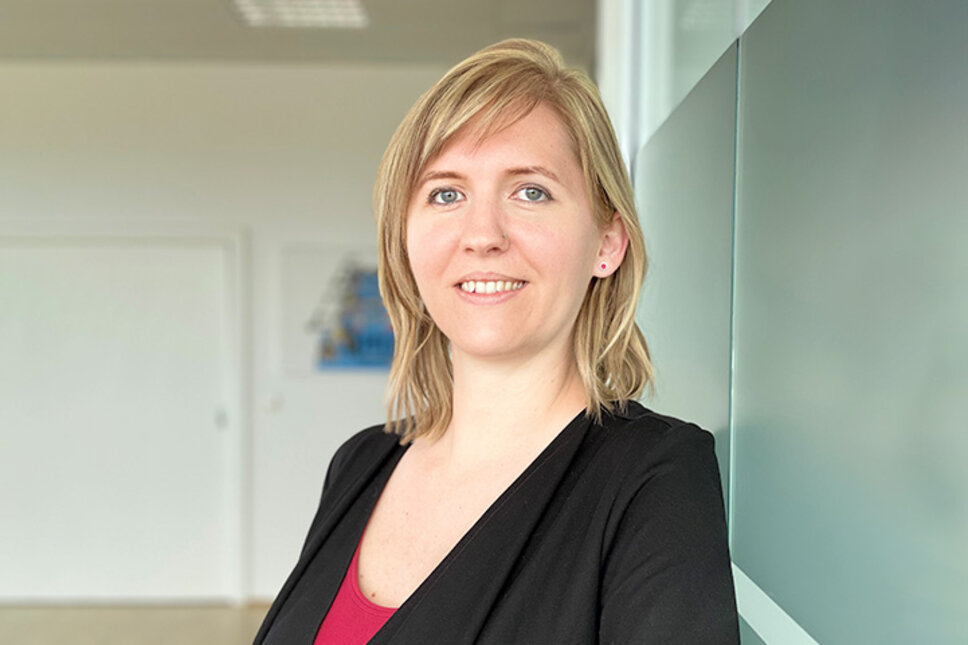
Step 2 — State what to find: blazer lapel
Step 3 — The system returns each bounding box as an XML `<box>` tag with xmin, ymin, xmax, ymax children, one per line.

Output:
<box><xmin>370</xmin><ymin>413</ymin><xmax>592</xmax><ymax>645</ymax></box>
<box><xmin>255</xmin><ymin>431</ymin><xmax>405</xmax><ymax>644</ymax></box>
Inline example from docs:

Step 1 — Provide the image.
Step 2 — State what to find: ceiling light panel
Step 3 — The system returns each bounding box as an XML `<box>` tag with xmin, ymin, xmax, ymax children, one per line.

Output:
<box><xmin>232</xmin><ymin>0</ymin><xmax>370</xmax><ymax>28</ymax></box>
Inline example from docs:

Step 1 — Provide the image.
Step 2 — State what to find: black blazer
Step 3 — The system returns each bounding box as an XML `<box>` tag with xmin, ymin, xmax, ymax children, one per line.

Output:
<box><xmin>255</xmin><ymin>402</ymin><xmax>739</xmax><ymax>644</ymax></box>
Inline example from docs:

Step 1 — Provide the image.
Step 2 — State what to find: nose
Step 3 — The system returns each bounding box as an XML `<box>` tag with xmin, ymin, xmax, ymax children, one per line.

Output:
<box><xmin>460</xmin><ymin>198</ymin><xmax>509</xmax><ymax>255</ymax></box>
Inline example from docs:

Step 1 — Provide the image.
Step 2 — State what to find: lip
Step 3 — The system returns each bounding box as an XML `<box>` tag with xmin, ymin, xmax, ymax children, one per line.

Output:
<box><xmin>452</xmin><ymin>273</ymin><xmax>528</xmax><ymax>303</ymax></box>
<box><xmin>454</xmin><ymin>284</ymin><xmax>526</xmax><ymax>304</ymax></box>
<box><xmin>454</xmin><ymin>272</ymin><xmax>525</xmax><ymax>285</ymax></box>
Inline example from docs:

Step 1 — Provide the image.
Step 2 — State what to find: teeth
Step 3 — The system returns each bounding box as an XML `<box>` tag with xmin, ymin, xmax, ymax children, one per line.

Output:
<box><xmin>459</xmin><ymin>280</ymin><xmax>525</xmax><ymax>294</ymax></box>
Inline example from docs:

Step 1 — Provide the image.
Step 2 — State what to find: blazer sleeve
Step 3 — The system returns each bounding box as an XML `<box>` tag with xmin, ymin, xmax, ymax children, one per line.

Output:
<box><xmin>599</xmin><ymin>425</ymin><xmax>740</xmax><ymax>644</ymax></box>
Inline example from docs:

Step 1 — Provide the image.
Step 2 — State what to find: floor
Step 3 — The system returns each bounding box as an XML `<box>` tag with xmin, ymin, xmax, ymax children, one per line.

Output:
<box><xmin>0</xmin><ymin>605</ymin><xmax>270</xmax><ymax>645</ymax></box>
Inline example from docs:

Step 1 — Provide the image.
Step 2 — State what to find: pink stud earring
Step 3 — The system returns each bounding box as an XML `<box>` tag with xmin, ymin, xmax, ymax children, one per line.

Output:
<box><xmin>600</xmin><ymin>262</ymin><xmax>607</xmax><ymax>271</ymax></box>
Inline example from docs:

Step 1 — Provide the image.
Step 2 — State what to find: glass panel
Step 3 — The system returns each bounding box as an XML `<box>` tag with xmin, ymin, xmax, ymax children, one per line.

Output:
<box><xmin>638</xmin><ymin>0</ymin><xmax>738</xmax><ymax>143</ymax></box>
<box><xmin>731</xmin><ymin>0</ymin><xmax>968</xmax><ymax>642</ymax></box>
<box><xmin>634</xmin><ymin>43</ymin><xmax>738</xmax><ymax>498</ymax></box>
<box><xmin>635</xmin><ymin>0</ymin><xmax>775</xmax><ymax>147</ymax></box>
<box><xmin>736</xmin><ymin>0</ymin><xmax>772</xmax><ymax>33</ymax></box>
<box><xmin>739</xmin><ymin>617</ymin><xmax>767</xmax><ymax>645</ymax></box>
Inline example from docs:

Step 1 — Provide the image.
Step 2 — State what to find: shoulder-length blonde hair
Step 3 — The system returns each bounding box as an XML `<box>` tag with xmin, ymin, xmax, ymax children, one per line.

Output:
<box><xmin>375</xmin><ymin>38</ymin><xmax>653</xmax><ymax>443</ymax></box>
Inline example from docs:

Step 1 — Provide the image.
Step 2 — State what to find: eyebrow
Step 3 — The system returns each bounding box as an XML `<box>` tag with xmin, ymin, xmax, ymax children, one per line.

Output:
<box><xmin>506</xmin><ymin>165</ymin><xmax>561</xmax><ymax>183</ymax></box>
<box><xmin>418</xmin><ymin>170</ymin><xmax>466</xmax><ymax>185</ymax></box>
<box><xmin>417</xmin><ymin>165</ymin><xmax>561</xmax><ymax>187</ymax></box>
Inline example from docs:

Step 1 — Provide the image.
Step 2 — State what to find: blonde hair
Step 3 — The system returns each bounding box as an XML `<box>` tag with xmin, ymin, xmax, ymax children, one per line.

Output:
<box><xmin>375</xmin><ymin>38</ymin><xmax>653</xmax><ymax>443</ymax></box>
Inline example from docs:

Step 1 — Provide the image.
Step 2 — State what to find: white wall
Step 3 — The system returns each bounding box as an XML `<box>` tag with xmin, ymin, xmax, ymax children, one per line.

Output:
<box><xmin>596</xmin><ymin>0</ymin><xmax>638</xmax><ymax>166</ymax></box>
<box><xmin>0</xmin><ymin>61</ymin><xmax>447</xmax><ymax>600</ymax></box>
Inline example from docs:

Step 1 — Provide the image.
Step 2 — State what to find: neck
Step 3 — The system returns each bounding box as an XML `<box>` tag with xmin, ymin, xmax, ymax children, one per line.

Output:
<box><xmin>429</xmin><ymin>345</ymin><xmax>588</xmax><ymax>467</ymax></box>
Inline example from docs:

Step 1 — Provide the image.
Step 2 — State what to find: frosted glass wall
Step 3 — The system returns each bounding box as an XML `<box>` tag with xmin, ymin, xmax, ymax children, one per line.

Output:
<box><xmin>731</xmin><ymin>0</ymin><xmax>968</xmax><ymax>642</ymax></box>
<box><xmin>634</xmin><ymin>0</ymin><xmax>968</xmax><ymax>641</ymax></box>
<box><xmin>635</xmin><ymin>43</ymin><xmax>737</xmax><ymax>495</ymax></box>
<box><xmin>633</xmin><ymin>0</ymin><xmax>772</xmax><ymax>149</ymax></box>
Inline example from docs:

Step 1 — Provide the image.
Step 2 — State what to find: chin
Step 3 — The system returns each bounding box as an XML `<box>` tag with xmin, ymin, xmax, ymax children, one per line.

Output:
<box><xmin>447</xmin><ymin>329</ymin><xmax>526</xmax><ymax>360</ymax></box>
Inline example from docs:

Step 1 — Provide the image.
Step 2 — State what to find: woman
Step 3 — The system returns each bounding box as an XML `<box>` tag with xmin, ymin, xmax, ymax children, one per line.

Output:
<box><xmin>256</xmin><ymin>39</ymin><xmax>738</xmax><ymax>644</ymax></box>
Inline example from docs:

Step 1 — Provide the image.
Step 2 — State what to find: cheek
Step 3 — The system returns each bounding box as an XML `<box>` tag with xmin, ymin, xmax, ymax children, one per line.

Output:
<box><xmin>405</xmin><ymin>218</ymin><xmax>453</xmax><ymax>291</ymax></box>
<box><xmin>545</xmin><ymin>228</ymin><xmax>601</xmax><ymax>279</ymax></box>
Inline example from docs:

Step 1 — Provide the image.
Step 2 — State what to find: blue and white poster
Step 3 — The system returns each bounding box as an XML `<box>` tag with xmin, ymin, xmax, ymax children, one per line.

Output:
<box><xmin>279</xmin><ymin>246</ymin><xmax>393</xmax><ymax>376</ymax></box>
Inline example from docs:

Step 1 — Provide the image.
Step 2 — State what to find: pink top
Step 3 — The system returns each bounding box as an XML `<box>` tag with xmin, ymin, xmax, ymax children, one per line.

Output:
<box><xmin>314</xmin><ymin>538</ymin><xmax>397</xmax><ymax>645</ymax></box>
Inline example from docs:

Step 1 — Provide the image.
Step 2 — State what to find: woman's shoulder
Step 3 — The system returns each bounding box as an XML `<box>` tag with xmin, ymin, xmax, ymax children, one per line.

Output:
<box><xmin>335</xmin><ymin>423</ymin><xmax>400</xmax><ymax>456</ymax></box>
<box><xmin>584</xmin><ymin>400</ymin><xmax>720</xmax><ymax>485</ymax></box>
<box><xmin>597</xmin><ymin>400</ymin><xmax>715</xmax><ymax>447</ymax></box>
<box><xmin>323</xmin><ymin>423</ymin><xmax>401</xmax><ymax>490</ymax></box>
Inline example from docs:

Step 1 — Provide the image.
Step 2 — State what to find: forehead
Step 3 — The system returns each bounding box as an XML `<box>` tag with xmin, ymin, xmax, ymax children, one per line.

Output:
<box><xmin>426</xmin><ymin>102</ymin><xmax>580</xmax><ymax>170</ymax></box>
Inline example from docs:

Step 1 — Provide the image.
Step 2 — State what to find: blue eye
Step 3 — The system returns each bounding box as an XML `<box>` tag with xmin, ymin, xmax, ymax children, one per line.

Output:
<box><xmin>430</xmin><ymin>188</ymin><xmax>463</xmax><ymax>205</ymax></box>
<box><xmin>516</xmin><ymin>186</ymin><xmax>550</xmax><ymax>202</ymax></box>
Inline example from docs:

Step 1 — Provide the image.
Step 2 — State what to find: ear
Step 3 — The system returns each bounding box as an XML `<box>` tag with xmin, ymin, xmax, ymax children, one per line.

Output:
<box><xmin>594</xmin><ymin>212</ymin><xmax>629</xmax><ymax>278</ymax></box>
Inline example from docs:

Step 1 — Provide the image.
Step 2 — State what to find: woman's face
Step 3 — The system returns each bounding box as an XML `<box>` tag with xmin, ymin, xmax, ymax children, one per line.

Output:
<box><xmin>405</xmin><ymin>103</ymin><xmax>627</xmax><ymax>364</ymax></box>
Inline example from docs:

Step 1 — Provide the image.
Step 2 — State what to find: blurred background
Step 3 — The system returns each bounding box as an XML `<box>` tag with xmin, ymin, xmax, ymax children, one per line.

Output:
<box><xmin>0</xmin><ymin>0</ymin><xmax>964</xmax><ymax>643</ymax></box>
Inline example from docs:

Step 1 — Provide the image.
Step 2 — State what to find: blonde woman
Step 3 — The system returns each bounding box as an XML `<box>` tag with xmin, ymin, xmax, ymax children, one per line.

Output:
<box><xmin>256</xmin><ymin>39</ymin><xmax>738</xmax><ymax>644</ymax></box>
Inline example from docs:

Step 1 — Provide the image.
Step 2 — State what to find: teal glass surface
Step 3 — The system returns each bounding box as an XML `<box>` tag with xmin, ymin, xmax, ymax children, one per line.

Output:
<box><xmin>665</xmin><ymin>1</ymin><xmax>736</xmax><ymax>109</ymax></box>
<box><xmin>636</xmin><ymin>0</ymin><xmax>773</xmax><ymax>146</ymax></box>
<box><xmin>637</xmin><ymin>0</ymin><xmax>737</xmax><ymax>146</ymax></box>
<box><xmin>739</xmin><ymin>617</ymin><xmax>767</xmax><ymax>645</ymax></box>
<box><xmin>634</xmin><ymin>44</ymin><xmax>737</xmax><ymax>498</ymax></box>
<box><xmin>731</xmin><ymin>0</ymin><xmax>968</xmax><ymax>642</ymax></box>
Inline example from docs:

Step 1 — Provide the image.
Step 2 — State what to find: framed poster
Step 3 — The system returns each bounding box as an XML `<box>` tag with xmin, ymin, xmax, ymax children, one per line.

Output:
<box><xmin>278</xmin><ymin>245</ymin><xmax>393</xmax><ymax>376</ymax></box>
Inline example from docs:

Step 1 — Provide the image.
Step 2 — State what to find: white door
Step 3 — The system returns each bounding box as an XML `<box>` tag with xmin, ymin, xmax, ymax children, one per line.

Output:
<box><xmin>0</xmin><ymin>238</ymin><xmax>238</xmax><ymax>601</ymax></box>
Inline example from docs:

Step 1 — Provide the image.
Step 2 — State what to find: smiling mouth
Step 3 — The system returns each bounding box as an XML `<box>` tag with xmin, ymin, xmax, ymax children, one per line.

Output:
<box><xmin>458</xmin><ymin>280</ymin><xmax>526</xmax><ymax>294</ymax></box>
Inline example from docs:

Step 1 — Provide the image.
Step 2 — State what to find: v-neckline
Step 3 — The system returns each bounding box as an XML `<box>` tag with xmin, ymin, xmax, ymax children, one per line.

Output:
<box><xmin>351</xmin><ymin>409</ymin><xmax>591</xmax><ymax>641</ymax></box>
